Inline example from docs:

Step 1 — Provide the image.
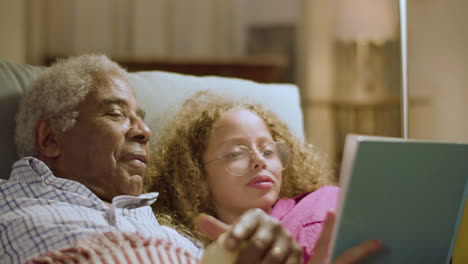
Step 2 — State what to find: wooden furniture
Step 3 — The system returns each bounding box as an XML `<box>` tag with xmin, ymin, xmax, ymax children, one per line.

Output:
<box><xmin>307</xmin><ymin>96</ymin><xmax>429</xmax><ymax>162</ymax></box>
<box><xmin>44</xmin><ymin>56</ymin><xmax>287</xmax><ymax>83</ymax></box>
<box><xmin>307</xmin><ymin>97</ymin><xmax>401</xmax><ymax>162</ymax></box>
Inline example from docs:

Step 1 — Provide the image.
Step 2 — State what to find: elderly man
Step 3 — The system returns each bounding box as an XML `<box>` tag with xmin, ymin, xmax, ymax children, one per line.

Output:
<box><xmin>0</xmin><ymin>54</ymin><xmax>377</xmax><ymax>264</ymax></box>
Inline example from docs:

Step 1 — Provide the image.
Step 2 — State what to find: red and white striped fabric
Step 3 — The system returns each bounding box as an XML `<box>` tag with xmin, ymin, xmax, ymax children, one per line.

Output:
<box><xmin>28</xmin><ymin>231</ymin><xmax>201</xmax><ymax>264</ymax></box>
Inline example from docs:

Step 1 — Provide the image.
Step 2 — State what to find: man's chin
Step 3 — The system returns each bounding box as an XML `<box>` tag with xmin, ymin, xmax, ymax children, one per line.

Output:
<box><xmin>129</xmin><ymin>175</ymin><xmax>144</xmax><ymax>195</ymax></box>
<box><xmin>122</xmin><ymin>159</ymin><xmax>147</xmax><ymax>175</ymax></box>
<box><xmin>123</xmin><ymin>168</ymin><xmax>146</xmax><ymax>180</ymax></box>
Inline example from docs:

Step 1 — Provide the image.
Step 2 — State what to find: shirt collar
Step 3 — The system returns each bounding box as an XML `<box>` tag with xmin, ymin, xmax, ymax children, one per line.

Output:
<box><xmin>10</xmin><ymin>157</ymin><xmax>159</xmax><ymax>209</ymax></box>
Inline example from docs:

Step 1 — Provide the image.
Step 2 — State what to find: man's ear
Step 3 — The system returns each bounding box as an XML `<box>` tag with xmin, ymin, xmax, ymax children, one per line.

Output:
<box><xmin>35</xmin><ymin>120</ymin><xmax>61</xmax><ymax>158</ymax></box>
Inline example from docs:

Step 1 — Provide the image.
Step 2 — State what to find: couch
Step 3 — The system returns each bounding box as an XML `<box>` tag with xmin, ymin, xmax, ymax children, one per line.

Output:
<box><xmin>0</xmin><ymin>60</ymin><xmax>304</xmax><ymax>180</ymax></box>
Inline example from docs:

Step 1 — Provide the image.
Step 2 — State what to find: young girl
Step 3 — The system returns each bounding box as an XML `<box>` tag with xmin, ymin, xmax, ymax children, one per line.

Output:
<box><xmin>146</xmin><ymin>91</ymin><xmax>339</xmax><ymax>263</ymax></box>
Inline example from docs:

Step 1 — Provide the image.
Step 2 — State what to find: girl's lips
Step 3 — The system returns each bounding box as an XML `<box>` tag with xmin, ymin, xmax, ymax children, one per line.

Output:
<box><xmin>248</xmin><ymin>175</ymin><xmax>274</xmax><ymax>189</ymax></box>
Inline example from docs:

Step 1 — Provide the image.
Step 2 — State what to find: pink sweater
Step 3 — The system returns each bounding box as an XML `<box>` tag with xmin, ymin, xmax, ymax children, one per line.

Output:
<box><xmin>270</xmin><ymin>186</ymin><xmax>340</xmax><ymax>264</ymax></box>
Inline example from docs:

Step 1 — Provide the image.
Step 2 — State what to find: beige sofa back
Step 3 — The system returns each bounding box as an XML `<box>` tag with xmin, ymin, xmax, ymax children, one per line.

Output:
<box><xmin>0</xmin><ymin>60</ymin><xmax>304</xmax><ymax>180</ymax></box>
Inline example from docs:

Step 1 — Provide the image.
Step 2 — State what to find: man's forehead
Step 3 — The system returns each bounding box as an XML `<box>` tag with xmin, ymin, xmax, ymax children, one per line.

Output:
<box><xmin>88</xmin><ymin>72</ymin><xmax>145</xmax><ymax>119</ymax></box>
<box><xmin>89</xmin><ymin>71</ymin><xmax>132</xmax><ymax>97</ymax></box>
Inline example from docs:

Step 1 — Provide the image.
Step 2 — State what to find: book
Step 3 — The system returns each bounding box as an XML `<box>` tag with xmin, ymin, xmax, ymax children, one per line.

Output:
<box><xmin>452</xmin><ymin>202</ymin><xmax>468</xmax><ymax>263</ymax></box>
<box><xmin>330</xmin><ymin>134</ymin><xmax>468</xmax><ymax>264</ymax></box>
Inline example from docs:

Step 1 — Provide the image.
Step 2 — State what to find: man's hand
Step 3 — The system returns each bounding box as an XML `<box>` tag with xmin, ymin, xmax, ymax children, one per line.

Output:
<box><xmin>308</xmin><ymin>211</ymin><xmax>381</xmax><ymax>264</ymax></box>
<box><xmin>196</xmin><ymin>208</ymin><xmax>302</xmax><ymax>264</ymax></box>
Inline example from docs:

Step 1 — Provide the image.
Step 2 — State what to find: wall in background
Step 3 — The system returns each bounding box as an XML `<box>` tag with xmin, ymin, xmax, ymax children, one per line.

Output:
<box><xmin>0</xmin><ymin>0</ymin><xmax>26</xmax><ymax>63</ymax></box>
<box><xmin>299</xmin><ymin>0</ymin><xmax>468</xmax><ymax>159</ymax></box>
<box><xmin>11</xmin><ymin>0</ymin><xmax>237</xmax><ymax>63</ymax></box>
<box><xmin>408</xmin><ymin>0</ymin><xmax>468</xmax><ymax>142</ymax></box>
<box><xmin>298</xmin><ymin>0</ymin><xmax>336</xmax><ymax>155</ymax></box>
<box><xmin>17</xmin><ymin>0</ymin><xmax>298</xmax><ymax>64</ymax></box>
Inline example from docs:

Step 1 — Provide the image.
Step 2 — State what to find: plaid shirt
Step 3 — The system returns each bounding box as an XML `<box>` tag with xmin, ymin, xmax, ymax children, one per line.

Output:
<box><xmin>0</xmin><ymin>157</ymin><xmax>203</xmax><ymax>264</ymax></box>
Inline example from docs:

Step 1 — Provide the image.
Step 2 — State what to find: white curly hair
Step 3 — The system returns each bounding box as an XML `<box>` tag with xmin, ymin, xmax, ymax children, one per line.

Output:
<box><xmin>15</xmin><ymin>54</ymin><xmax>128</xmax><ymax>158</ymax></box>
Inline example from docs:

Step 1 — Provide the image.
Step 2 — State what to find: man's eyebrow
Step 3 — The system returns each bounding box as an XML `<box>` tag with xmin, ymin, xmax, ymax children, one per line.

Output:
<box><xmin>101</xmin><ymin>98</ymin><xmax>146</xmax><ymax>120</ymax></box>
<box><xmin>101</xmin><ymin>98</ymin><xmax>127</xmax><ymax>107</ymax></box>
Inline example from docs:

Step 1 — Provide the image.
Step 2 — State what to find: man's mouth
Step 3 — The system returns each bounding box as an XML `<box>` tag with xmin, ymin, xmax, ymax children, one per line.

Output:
<box><xmin>124</xmin><ymin>154</ymin><xmax>148</xmax><ymax>165</ymax></box>
<box><xmin>122</xmin><ymin>153</ymin><xmax>148</xmax><ymax>175</ymax></box>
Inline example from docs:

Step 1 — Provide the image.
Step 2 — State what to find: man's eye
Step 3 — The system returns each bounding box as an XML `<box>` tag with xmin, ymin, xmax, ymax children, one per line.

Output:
<box><xmin>106</xmin><ymin>110</ymin><xmax>125</xmax><ymax>117</ymax></box>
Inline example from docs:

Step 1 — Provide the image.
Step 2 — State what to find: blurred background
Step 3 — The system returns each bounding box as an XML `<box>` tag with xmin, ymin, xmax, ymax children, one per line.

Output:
<box><xmin>1</xmin><ymin>0</ymin><xmax>467</xmax><ymax>163</ymax></box>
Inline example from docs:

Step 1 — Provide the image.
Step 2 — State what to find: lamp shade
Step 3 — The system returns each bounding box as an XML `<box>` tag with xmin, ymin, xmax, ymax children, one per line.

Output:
<box><xmin>334</xmin><ymin>0</ymin><xmax>397</xmax><ymax>45</ymax></box>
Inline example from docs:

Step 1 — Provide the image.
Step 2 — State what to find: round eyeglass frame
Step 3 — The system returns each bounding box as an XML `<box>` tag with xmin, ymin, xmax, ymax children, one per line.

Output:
<box><xmin>204</xmin><ymin>141</ymin><xmax>290</xmax><ymax>176</ymax></box>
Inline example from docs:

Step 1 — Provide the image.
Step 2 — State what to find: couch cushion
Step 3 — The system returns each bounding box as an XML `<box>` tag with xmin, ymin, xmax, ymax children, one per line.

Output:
<box><xmin>0</xmin><ymin>61</ymin><xmax>45</xmax><ymax>180</ymax></box>
<box><xmin>0</xmin><ymin>60</ymin><xmax>304</xmax><ymax>180</ymax></box>
<box><xmin>129</xmin><ymin>71</ymin><xmax>304</xmax><ymax>140</ymax></box>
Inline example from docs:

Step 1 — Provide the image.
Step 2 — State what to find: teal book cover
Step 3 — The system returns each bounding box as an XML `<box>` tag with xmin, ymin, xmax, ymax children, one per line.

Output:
<box><xmin>330</xmin><ymin>135</ymin><xmax>468</xmax><ymax>264</ymax></box>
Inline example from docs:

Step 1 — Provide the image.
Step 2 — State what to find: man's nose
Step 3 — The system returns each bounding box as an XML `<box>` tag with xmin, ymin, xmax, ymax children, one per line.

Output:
<box><xmin>128</xmin><ymin>117</ymin><xmax>152</xmax><ymax>144</ymax></box>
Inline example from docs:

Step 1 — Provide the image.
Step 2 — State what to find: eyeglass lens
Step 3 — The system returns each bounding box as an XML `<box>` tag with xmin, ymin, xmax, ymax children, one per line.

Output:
<box><xmin>218</xmin><ymin>142</ymin><xmax>290</xmax><ymax>176</ymax></box>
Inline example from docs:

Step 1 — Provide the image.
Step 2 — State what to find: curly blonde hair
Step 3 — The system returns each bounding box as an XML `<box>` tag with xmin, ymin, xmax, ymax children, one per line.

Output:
<box><xmin>146</xmin><ymin>91</ymin><xmax>336</xmax><ymax>245</ymax></box>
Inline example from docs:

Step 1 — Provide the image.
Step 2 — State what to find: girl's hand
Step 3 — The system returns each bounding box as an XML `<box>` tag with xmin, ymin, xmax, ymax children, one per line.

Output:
<box><xmin>308</xmin><ymin>211</ymin><xmax>381</xmax><ymax>264</ymax></box>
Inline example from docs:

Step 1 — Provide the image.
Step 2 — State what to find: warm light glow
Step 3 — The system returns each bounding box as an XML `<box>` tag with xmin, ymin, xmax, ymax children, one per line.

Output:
<box><xmin>334</xmin><ymin>0</ymin><xmax>398</xmax><ymax>45</ymax></box>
